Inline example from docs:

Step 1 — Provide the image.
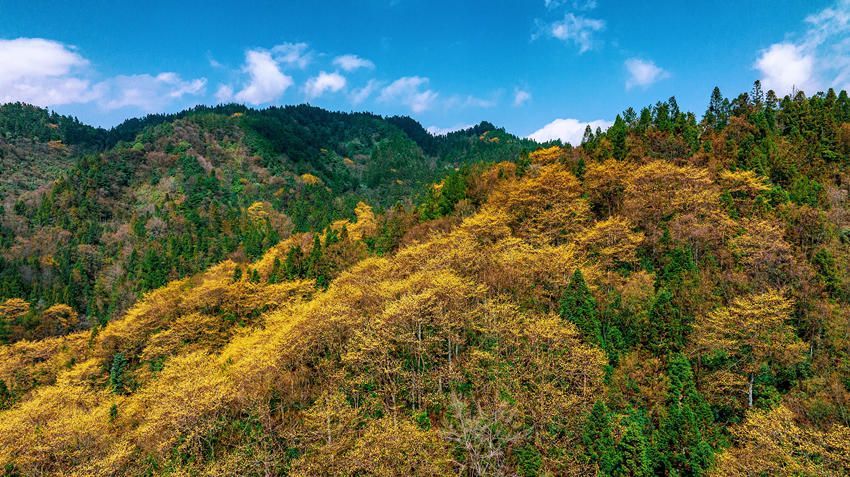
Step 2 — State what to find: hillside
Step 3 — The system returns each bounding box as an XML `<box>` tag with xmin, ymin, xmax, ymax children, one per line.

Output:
<box><xmin>0</xmin><ymin>104</ymin><xmax>538</xmax><ymax>342</ymax></box>
<box><xmin>0</xmin><ymin>103</ymin><xmax>107</xmax><ymax>202</ymax></box>
<box><xmin>0</xmin><ymin>85</ymin><xmax>849</xmax><ymax>476</ymax></box>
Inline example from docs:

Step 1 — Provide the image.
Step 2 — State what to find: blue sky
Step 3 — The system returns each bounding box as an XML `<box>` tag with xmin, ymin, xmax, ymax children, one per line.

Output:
<box><xmin>1</xmin><ymin>0</ymin><xmax>848</xmax><ymax>144</ymax></box>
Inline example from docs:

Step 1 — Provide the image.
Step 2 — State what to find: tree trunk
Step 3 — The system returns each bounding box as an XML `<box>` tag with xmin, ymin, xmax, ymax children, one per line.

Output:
<box><xmin>748</xmin><ymin>374</ymin><xmax>754</xmax><ymax>408</ymax></box>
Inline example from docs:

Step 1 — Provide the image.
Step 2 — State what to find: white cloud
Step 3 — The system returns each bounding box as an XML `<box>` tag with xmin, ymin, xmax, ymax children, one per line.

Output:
<box><xmin>96</xmin><ymin>73</ymin><xmax>206</xmax><ymax>111</ymax></box>
<box><xmin>754</xmin><ymin>43</ymin><xmax>816</xmax><ymax>94</ymax></box>
<box><xmin>513</xmin><ymin>89</ymin><xmax>531</xmax><ymax>106</ymax></box>
<box><xmin>305</xmin><ymin>71</ymin><xmax>346</xmax><ymax>98</ymax></box>
<box><xmin>215</xmin><ymin>84</ymin><xmax>234</xmax><ymax>103</ymax></box>
<box><xmin>624</xmin><ymin>58</ymin><xmax>669</xmax><ymax>90</ymax></box>
<box><xmin>208</xmin><ymin>55</ymin><xmax>224</xmax><ymax>69</ymax></box>
<box><xmin>271</xmin><ymin>42</ymin><xmax>312</xmax><ymax>69</ymax></box>
<box><xmin>755</xmin><ymin>0</ymin><xmax>850</xmax><ymax>95</ymax></box>
<box><xmin>333</xmin><ymin>54</ymin><xmax>375</xmax><ymax>72</ymax></box>
<box><xmin>545</xmin><ymin>0</ymin><xmax>597</xmax><ymax>9</ymax></box>
<box><xmin>426</xmin><ymin>124</ymin><xmax>474</xmax><ymax>136</ymax></box>
<box><xmin>528</xmin><ymin>118</ymin><xmax>613</xmax><ymax>145</ymax></box>
<box><xmin>350</xmin><ymin>79</ymin><xmax>381</xmax><ymax>104</ymax></box>
<box><xmin>0</xmin><ymin>38</ymin><xmax>95</xmax><ymax>106</ymax></box>
<box><xmin>803</xmin><ymin>0</ymin><xmax>850</xmax><ymax>49</ymax></box>
<box><xmin>446</xmin><ymin>94</ymin><xmax>498</xmax><ymax>109</ymax></box>
<box><xmin>542</xmin><ymin>13</ymin><xmax>605</xmax><ymax>53</ymax></box>
<box><xmin>0</xmin><ymin>38</ymin><xmax>87</xmax><ymax>80</ymax></box>
<box><xmin>0</xmin><ymin>37</ymin><xmax>206</xmax><ymax>110</ymax></box>
<box><xmin>234</xmin><ymin>49</ymin><xmax>293</xmax><ymax>104</ymax></box>
<box><xmin>378</xmin><ymin>76</ymin><xmax>438</xmax><ymax>113</ymax></box>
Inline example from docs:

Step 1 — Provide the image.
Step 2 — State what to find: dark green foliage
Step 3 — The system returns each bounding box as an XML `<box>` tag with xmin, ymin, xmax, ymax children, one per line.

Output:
<box><xmin>385</xmin><ymin>115</ymin><xmax>437</xmax><ymax>155</ymax></box>
<box><xmin>513</xmin><ymin>444</ymin><xmax>543</xmax><ymax>477</ymax></box>
<box><xmin>0</xmin><ymin>380</ymin><xmax>11</xmax><ymax>410</ymax></box>
<box><xmin>373</xmin><ymin>204</ymin><xmax>409</xmax><ymax>256</ymax></box>
<box><xmin>582</xmin><ymin>400</ymin><xmax>618</xmax><ymax>475</ymax></box>
<box><xmin>704</xmin><ymin>87</ymin><xmax>729</xmax><ymax>131</ymax></box>
<box><xmin>812</xmin><ymin>248</ymin><xmax>841</xmax><ymax>298</ymax></box>
<box><xmin>616</xmin><ymin>415</ymin><xmax>652</xmax><ymax>477</ymax></box>
<box><xmin>307</xmin><ymin>234</ymin><xmax>327</xmax><ymax>287</ymax></box>
<box><xmin>419</xmin><ymin>166</ymin><xmax>470</xmax><ymax>220</ymax></box>
<box><xmin>610</xmin><ymin>115</ymin><xmax>628</xmax><ymax>161</ymax></box>
<box><xmin>644</xmin><ymin>288</ymin><xmax>684</xmax><ymax>355</ymax></box>
<box><xmin>109</xmin><ymin>352</ymin><xmax>127</xmax><ymax>395</ymax></box>
<box><xmin>139</xmin><ymin>249</ymin><xmax>168</xmax><ymax>292</ymax></box>
<box><xmin>653</xmin><ymin>355</ymin><xmax>715</xmax><ymax>476</ymax></box>
<box><xmin>284</xmin><ymin>245</ymin><xmax>306</xmax><ymax>280</ymax></box>
<box><xmin>0</xmin><ymin>103</ymin><xmax>106</xmax><ymax>148</ymax></box>
<box><xmin>0</xmin><ymin>102</ymin><xmax>536</xmax><ymax>328</ymax></box>
<box><xmin>268</xmin><ymin>257</ymin><xmax>282</xmax><ymax>284</ymax></box>
<box><xmin>789</xmin><ymin>175</ymin><xmax>824</xmax><ymax>207</ymax></box>
<box><xmin>559</xmin><ymin>269</ymin><xmax>602</xmax><ymax>345</ymax></box>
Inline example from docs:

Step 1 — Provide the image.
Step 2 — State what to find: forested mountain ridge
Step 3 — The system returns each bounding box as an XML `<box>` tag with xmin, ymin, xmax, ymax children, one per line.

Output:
<box><xmin>0</xmin><ymin>103</ymin><xmax>108</xmax><ymax>202</ymax></box>
<box><xmin>0</xmin><ymin>83</ymin><xmax>849</xmax><ymax>476</ymax></box>
<box><xmin>0</xmin><ymin>103</ymin><xmax>538</xmax><ymax>342</ymax></box>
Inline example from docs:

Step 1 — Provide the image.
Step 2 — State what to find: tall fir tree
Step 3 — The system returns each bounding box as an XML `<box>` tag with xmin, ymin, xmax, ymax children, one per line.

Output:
<box><xmin>560</xmin><ymin>269</ymin><xmax>602</xmax><ymax>346</ymax></box>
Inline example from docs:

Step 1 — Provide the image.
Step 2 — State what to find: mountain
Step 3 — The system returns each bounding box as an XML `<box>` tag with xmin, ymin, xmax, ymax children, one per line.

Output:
<box><xmin>0</xmin><ymin>103</ymin><xmax>539</xmax><ymax>339</ymax></box>
<box><xmin>0</xmin><ymin>85</ymin><xmax>849</xmax><ymax>476</ymax></box>
<box><xmin>0</xmin><ymin>103</ymin><xmax>107</xmax><ymax>202</ymax></box>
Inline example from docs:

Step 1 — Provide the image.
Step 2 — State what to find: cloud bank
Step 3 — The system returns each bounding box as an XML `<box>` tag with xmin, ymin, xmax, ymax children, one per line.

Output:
<box><xmin>755</xmin><ymin>0</ymin><xmax>850</xmax><ymax>95</ymax></box>
<box><xmin>0</xmin><ymin>37</ymin><xmax>206</xmax><ymax>111</ymax></box>
<box><xmin>528</xmin><ymin>118</ymin><xmax>613</xmax><ymax>145</ymax></box>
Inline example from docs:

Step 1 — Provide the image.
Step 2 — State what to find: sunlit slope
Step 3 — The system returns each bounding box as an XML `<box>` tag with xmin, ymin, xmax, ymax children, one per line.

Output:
<box><xmin>0</xmin><ymin>141</ymin><xmax>848</xmax><ymax>475</ymax></box>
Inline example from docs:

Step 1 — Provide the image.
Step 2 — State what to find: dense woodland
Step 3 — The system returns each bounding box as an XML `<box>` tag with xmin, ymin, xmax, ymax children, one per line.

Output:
<box><xmin>0</xmin><ymin>82</ymin><xmax>849</xmax><ymax>475</ymax></box>
<box><xmin>0</xmin><ymin>103</ymin><xmax>536</xmax><ymax>339</ymax></box>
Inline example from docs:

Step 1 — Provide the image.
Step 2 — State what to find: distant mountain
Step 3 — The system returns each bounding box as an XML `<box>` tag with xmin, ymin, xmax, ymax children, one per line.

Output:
<box><xmin>0</xmin><ymin>102</ymin><xmax>540</xmax><ymax>332</ymax></box>
<box><xmin>0</xmin><ymin>103</ymin><xmax>107</xmax><ymax>201</ymax></box>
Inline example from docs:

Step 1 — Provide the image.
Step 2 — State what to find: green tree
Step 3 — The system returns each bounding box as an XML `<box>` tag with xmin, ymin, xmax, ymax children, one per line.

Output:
<box><xmin>616</xmin><ymin>416</ymin><xmax>651</xmax><ymax>477</ymax></box>
<box><xmin>559</xmin><ymin>269</ymin><xmax>602</xmax><ymax>345</ymax></box>
<box><xmin>583</xmin><ymin>400</ymin><xmax>618</xmax><ymax>475</ymax></box>
<box><xmin>644</xmin><ymin>288</ymin><xmax>683</xmax><ymax>355</ymax></box>
<box><xmin>609</xmin><ymin>115</ymin><xmax>627</xmax><ymax>161</ymax></box>
<box><xmin>109</xmin><ymin>352</ymin><xmax>127</xmax><ymax>395</ymax></box>
<box><xmin>654</xmin><ymin>355</ymin><xmax>715</xmax><ymax>476</ymax></box>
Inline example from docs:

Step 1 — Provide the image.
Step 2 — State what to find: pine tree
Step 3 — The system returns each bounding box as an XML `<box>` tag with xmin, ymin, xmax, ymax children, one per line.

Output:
<box><xmin>610</xmin><ymin>115</ymin><xmax>627</xmax><ymax>161</ymax></box>
<box><xmin>617</xmin><ymin>416</ymin><xmax>651</xmax><ymax>477</ymax></box>
<box><xmin>654</xmin><ymin>354</ymin><xmax>715</xmax><ymax>476</ymax></box>
<box><xmin>583</xmin><ymin>400</ymin><xmax>618</xmax><ymax>475</ymax></box>
<box><xmin>668</xmin><ymin>96</ymin><xmax>681</xmax><ymax>123</ymax></box>
<box><xmin>109</xmin><ymin>352</ymin><xmax>127</xmax><ymax>394</ymax></box>
<box><xmin>751</xmin><ymin>80</ymin><xmax>764</xmax><ymax>107</ymax></box>
<box><xmin>705</xmin><ymin>86</ymin><xmax>729</xmax><ymax>130</ymax></box>
<box><xmin>268</xmin><ymin>257</ymin><xmax>281</xmax><ymax>284</ymax></box>
<box><xmin>644</xmin><ymin>288</ymin><xmax>683</xmax><ymax>355</ymax></box>
<box><xmin>582</xmin><ymin>124</ymin><xmax>594</xmax><ymax>144</ymax></box>
<box><xmin>560</xmin><ymin>269</ymin><xmax>602</xmax><ymax>345</ymax></box>
<box><xmin>285</xmin><ymin>245</ymin><xmax>305</xmax><ymax>279</ymax></box>
<box><xmin>307</xmin><ymin>234</ymin><xmax>323</xmax><ymax>279</ymax></box>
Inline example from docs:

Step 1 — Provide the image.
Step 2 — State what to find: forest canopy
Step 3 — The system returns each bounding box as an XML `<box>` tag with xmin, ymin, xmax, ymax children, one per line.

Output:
<box><xmin>0</xmin><ymin>82</ymin><xmax>849</xmax><ymax>475</ymax></box>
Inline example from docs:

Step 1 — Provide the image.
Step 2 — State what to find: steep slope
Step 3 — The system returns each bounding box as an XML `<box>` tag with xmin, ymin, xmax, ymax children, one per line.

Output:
<box><xmin>0</xmin><ymin>103</ymin><xmax>106</xmax><ymax>202</ymax></box>
<box><xmin>0</xmin><ymin>86</ymin><xmax>849</xmax><ymax>476</ymax></box>
<box><xmin>0</xmin><ymin>104</ymin><xmax>538</xmax><ymax>342</ymax></box>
